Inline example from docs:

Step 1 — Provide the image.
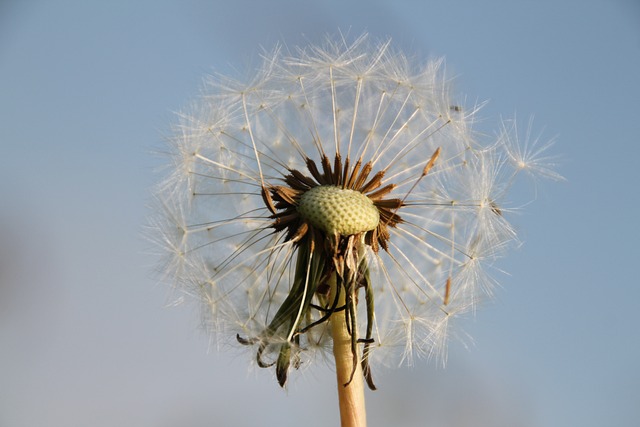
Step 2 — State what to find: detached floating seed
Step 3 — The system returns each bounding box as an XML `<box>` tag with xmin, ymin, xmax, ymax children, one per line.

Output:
<box><xmin>298</xmin><ymin>186</ymin><xmax>380</xmax><ymax>236</ymax></box>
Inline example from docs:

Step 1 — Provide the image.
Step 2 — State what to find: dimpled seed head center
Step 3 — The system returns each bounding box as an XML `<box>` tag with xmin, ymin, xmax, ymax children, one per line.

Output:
<box><xmin>297</xmin><ymin>185</ymin><xmax>380</xmax><ymax>236</ymax></box>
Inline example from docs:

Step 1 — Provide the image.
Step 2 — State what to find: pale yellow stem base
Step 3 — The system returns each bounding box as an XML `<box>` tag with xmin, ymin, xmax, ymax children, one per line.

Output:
<box><xmin>330</xmin><ymin>288</ymin><xmax>367</xmax><ymax>427</ymax></box>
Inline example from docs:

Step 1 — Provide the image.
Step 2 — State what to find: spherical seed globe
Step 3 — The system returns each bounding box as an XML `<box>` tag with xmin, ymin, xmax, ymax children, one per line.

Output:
<box><xmin>152</xmin><ymin>33</ymin><xmax>559</xmax><ymax>391</ymax></box>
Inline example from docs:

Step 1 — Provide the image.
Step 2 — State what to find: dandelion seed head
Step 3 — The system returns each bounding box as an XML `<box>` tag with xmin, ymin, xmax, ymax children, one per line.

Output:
<box><xmin>150</xmin><ymin>33</ymin><xmax>559</xmax><ymax>387</ymax></box>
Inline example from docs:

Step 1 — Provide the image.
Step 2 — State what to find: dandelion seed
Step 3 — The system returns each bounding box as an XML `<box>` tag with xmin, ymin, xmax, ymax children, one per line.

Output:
<box><xmin>443</xmin><ymin>276</ymin><xmax>452</xmax><ymax>306</ymax></box>
<box><xmin>499</xmin><ymin>116</ymin><xmax>565</xmax><ymax>183</ymax></box>
<box><xmin>150</xmin><ymin>33</ymin><xmax>560</xmax><ymax>427</ymax></box>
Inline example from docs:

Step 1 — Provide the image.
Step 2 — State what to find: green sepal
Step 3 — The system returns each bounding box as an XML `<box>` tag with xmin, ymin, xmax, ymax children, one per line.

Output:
<box><xmin>276</xmin><ymin>342</ymin><xmax>291</xmax><ymax>387</ymax></box>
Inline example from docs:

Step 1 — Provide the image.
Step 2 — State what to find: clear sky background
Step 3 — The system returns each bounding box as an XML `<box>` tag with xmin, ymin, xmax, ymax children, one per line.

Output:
<box><xmin>1</xmin><ymin>1</ymin><xmax>639</xmax><ymax>426</ymax></box>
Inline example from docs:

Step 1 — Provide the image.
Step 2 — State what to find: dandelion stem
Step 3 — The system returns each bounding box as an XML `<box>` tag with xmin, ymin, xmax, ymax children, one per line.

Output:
<box><xmin>329</xmin><ymin>275</ymin><xmax>367</xmax><ymax>427</ymax></box>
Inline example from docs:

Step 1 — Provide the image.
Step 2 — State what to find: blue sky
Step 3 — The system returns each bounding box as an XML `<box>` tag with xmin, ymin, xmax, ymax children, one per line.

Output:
<box><xmin>1</xmin><ymin>1</ymin><xmax>639</xmax><ymax>426</ymax></box>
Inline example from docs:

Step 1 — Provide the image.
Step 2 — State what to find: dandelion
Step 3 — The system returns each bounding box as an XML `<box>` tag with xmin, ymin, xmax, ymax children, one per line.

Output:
<box><xmin>151</xmin><ymin>33</ymin><xmax>559</xmax><ymax>426</ymax></box>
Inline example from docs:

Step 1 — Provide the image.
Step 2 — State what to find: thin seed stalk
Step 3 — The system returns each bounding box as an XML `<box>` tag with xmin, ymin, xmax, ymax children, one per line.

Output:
<box><xmin>329</xmin><ymin>275</ymin><xmax>367</xmax><ymax>427</ymax></box>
